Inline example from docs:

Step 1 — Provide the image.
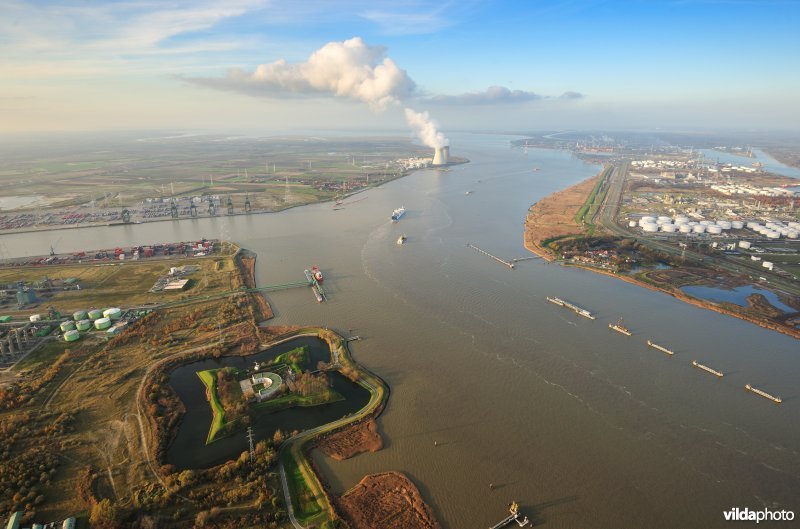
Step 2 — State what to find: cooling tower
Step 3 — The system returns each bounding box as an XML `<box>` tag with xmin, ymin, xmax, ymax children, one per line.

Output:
<box><xmin>432</xmin><ymin>146</ymin><xmax>449</xmax><ymax>166</ymax></box>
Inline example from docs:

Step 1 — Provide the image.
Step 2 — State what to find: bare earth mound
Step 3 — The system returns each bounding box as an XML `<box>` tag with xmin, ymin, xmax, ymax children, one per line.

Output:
<box><xmin>524</xmin><ymin>174</ymin><xmax>600</xmax><ymax>259</ymax></box>
<box><xmin>317</xmin><ymin>418</ymin><xmax>383</xmax><ymax>461</ymax></box>
<box><xmin>337</xmin><ymin>472</ymin><xmax>441</xmax><ymax>529</ymax></box>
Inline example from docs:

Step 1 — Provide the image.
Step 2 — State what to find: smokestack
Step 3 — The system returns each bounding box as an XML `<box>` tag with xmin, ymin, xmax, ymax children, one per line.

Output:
<box><xmin>432</xmin><ymin>146</ymin><xmax>449</xmax><ymax>166</ymax></box>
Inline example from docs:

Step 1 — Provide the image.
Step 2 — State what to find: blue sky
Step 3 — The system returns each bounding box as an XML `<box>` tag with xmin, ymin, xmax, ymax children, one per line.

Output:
<box><xmin>2</xmin><ymin>0</ymin><xmax>799</xmax><ymax>133</ymax></box>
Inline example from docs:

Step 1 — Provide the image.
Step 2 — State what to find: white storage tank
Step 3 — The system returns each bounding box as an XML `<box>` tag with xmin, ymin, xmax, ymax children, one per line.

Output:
<box><xmin>731</xmin><ymin>221</ymin><xmax>744</xmax><ymax>229</ymax></box>
<box><xmin>641</xmin><ymin>216</ymin><xmax>656</xmax><ymax>224</ymax></box>
<box><xmin>642</xmin><ymin>223</ymin><xmax>659</xmax><ymax>233</ymax></box>
<box><xmin>789</xmin><ymin>222</ymin><xmax>800</xmax><ymax>229</ymax></box>
<box><xmin>29</xmin><ymin>314</ymin><xmax>41</xmax><ymax>322</ymax></box>
<box><xmin>767</xmin><ymin>231</ymin><xmax>781</xmax><ymax>239</ymax></box>
<box><xmin>103</xmin><ymin>307</ymin><xmax>122</xmax><ymax>320</ymax></box>
<box><xmin>628</xmin><ymin>220</ymin><xmax>638</xmax><ymax>228</ymax></box>
<box><xmin>674</xmin><ymin>215</ymin><xmax>690</xmax><ymax>224</ymax></box>
<box><xmin>660</xmin><ymin>224</ymin><xmax>677</xmax><ymax>233</ymax></box>
<box><xmin>679</xmin><ymin>224</ymin><xmax>693</xmax><ymax>233</ymax></box>
<box><xmin>738</xmin><ymin>240</ymin><xmax>752</xmax><ymax>249</ymax></box>
<box><xmin>657</xmin><ymin>215</ymin><xmax>672</xmax><ymax>222</ymax></box>
<box><xmin>788</xmin><ymin>231</ymin><xmax>799</xmax><ymax>239</ymax></box>
<box><xmin>700</xmin><ymin>220</ymin><xmax>714</xmax><ymax>226</ymax></box>
<box><xmin>716</xmin><ymin>220</ymin><xmax>732</xmax><ymax>230</ymax></box>
<box><xmin>762</xmin><ymin>261</ymin><xmax>774</xmax><ymax>270</ymax></box>
<box><xmin>656</xmin><ymin>218</ymin><xmax>671</xmax><ymax>226</ymax></box>
<box><xmin>693</xmin><ymin>225</ymin><xmax>706</xmax><ymax>233</ymax></box>
<box><xmin>706</xmin><ymin>225</ymin><xmax>723</xmax><ymax>234</ymax></box>
<box><xmin>688</xmin><ymin>221</ymin><xmax>698</xmax><ymax>227</ymax></box>
<box><xmin>94</xmin><ymin>317</ymin><xmax>112</xmax><ymax>330</ymax></box>
<box><xmin>747</xmin><ymin>221</ymin><xmax>761</xmax><ymax>229</ymax></box>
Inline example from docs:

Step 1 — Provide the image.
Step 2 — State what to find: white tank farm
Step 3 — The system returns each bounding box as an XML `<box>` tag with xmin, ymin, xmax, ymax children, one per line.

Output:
<box><xmin>674</xmin><ymin>216</ymin><xmax>690</xmax><ymax>224</ymax></box>
<box><xmin>660</xmin><ymin>224</ymin><xmax>677</xmax><ymax>233</ymax></box>
<box><xmin>693</xmin><ymin>225</ymin><xmax>706</xmax><ymax>233</ymax></box>
<box><xmin>706</xmin><ymin>225</ymin><xmax>723</xmax><ymax>234</ymax></box>
<box><xmin>738</xmin><ymin>241</ymin><xmax>752</xmax><ymax>249</ymax></box>
<box><xmin>731</xmin><ymin>221</ymin><xmax>744</xmax><ymax>229</ymax></box>
<box><xmin>789</xmin><ymin>222</ymin><xmax>800</xmax><ymax>229</ymax></box>
<box><xmin>640</xmin><ymin>216</ymin><xmax>656</xmax><ymax>224</ymax></box>
<box><xmin>642</xmin><ymin>223</ymin><xmax>659</xmax><ymax>233</ymax></box>
<box><xmin>63</xmin><ymin>330</ymin><xmax>80</xmax><ymax>342</ymax></box>
<box><xmin>716</xmin><ymin>220</ymin><xmax>732</xmax><ymax>230</ymax></box>
<box><xmin>656</xmin><ymin>218</ymin><xmax>671</xmax><ymax>226</ymax></box>
<box><xmin>679</xmin><ymin>224</ymin><xmax>693</xmax><ymax>233</ymax></box>
<box><xmin>788</xmin><ymin>231</ymin><xmax>799</xmax><ymax>239</ymax></box>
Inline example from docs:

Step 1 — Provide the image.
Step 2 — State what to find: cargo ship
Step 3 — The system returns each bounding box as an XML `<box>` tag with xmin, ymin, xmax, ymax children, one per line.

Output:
<box><xmin>608</xmin><ymin>317</ymin><xmax>631</xmax><ymax>336</ymax></box>
<box><xmin>646</xmin><ymin>340</ymin><xmax>674</xmax><ymax>356</ymax></box>
<box><xmin>397</xmin><ymin>234</ymin><xmax>407</xmax><ymax>245</ymax></box>
<box><xmin>311</xmin><ymin>266</ymin><xmax>323</xmax><ymax>282</ymax></box>
<box><xmin>547</xmin><ymin>296</ymin><xmax>595</xmax><ymax>319</ymax></box>
<box><xmin>391</xmin><ymin>206</ymin><xmax>406</xmax><ymax>221</ymax></box>
<box><xmin>745</xmin><ymin>384</ymin><xmax>781</xmax><ymax>404</ymax></box>
<box><xmin>692</xmin><ymin>360</ymin><xmax>723</xmax><ymax>378</ymax></box>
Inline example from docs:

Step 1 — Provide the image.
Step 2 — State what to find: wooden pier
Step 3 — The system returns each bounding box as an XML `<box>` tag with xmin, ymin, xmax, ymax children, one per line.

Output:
<box><xmin>468</xmin><ymin>243</ymin><xmax>515</xmax><ymax>269</ymax></box>
<box><xmin>489</xmin><ymin>502</ymin><xmax>531</xmax><ymax>528</ymax></box>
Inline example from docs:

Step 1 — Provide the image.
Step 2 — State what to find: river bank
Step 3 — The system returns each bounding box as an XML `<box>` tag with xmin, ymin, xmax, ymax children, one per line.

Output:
<box><xmin>525</xmin><ymin>177</ymin><xmax>800</xmax><ymax>340</ymax></box>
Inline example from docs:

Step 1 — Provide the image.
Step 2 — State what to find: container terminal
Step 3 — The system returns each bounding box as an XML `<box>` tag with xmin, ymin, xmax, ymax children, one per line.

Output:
<box><xmin>646</xmin><ymin>340</ymin><xmax>675</xmax><ymax>356</ymax></box>
<box><xmin>608</xmin><ymin>317</ymin><xmax>632</xmax><ymax>336</ymax></box>
<box><xmin>692</xmin><ymin>360</ymin><xmax>724</xmax><ymax>378</ymax></box>
<box><xmin>745</xmin><ymin>384</ymin><xmax>782</xmax><ymax>404</ymax></box>
<box><xmin>546</xmin><ymin>296</ymin><xmax>595</xmax><ymax>319</ymax></box>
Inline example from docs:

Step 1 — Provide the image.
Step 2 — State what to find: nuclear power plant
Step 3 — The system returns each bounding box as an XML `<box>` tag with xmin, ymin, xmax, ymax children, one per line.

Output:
<box><xmin>432</xmin><ymin>146</ymin><xmax>450</xmax><ymax>166</ymax></box>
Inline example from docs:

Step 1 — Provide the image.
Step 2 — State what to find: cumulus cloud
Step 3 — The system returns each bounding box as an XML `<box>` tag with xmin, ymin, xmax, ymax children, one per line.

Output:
<box><xmin>404</xmin><ymin>108</ymin><xmax>448</xmax><ymax>148</ymax></box>
<box><xmin>185</xmin><ymin>37</ymin><xmax>415</xmax><ymax>110</ymax></box>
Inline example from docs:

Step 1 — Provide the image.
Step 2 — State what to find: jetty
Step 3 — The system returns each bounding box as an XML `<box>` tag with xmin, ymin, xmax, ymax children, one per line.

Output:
<box><xmin>646</xmin><ymin>340</ymin><xmax>674</xmax><ymax>356</ymax></box>
<box><xmin>489</xmin><ymin>502</ymin><xmax>531</xmax><ymax>529</ymax></box>
<box><xmin>745</xmin><ymin>384</ymin><xmax>782</xmax><ymax>404</ymax></box>
<box><xmin>468</xmin><ymin>243</ymin><xmax>515</xmax><ymax>269</ymax></box>
<box><xmin>692</xmin><ymin>360</ymin><xmax>723</xmax><ymax>378</ymax></box>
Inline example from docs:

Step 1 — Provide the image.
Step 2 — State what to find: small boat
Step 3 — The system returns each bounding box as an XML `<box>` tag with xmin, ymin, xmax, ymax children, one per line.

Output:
<box><xmin>312</xmin><ymin>266</ymin><xmax>323</xmax><ymax>282</ymax></box>
<box><xmin>465</xmin><ymin>190</ymin><xmax>472</xmax><ymax>195</ymax></box>
<box><xmin>608</xmin><ymin>317</ymin><xmax>631</xmax><ymax>336</ymax></box>
<box><xmin>397</xmin><ymin>234</ymin><xmax>407</xmax><ymax>245</ymax></box>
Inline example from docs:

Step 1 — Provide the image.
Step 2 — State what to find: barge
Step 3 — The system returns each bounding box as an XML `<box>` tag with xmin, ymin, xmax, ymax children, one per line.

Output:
<box><xmin>692</xmin><ymin>360</ymin><xmax>723</xmax><ymax>378</ymax></box>
<box><xmin>745</xmin><ymin>384</ymin><xmax>782</xmax><ymax>404</ymax></box>
<box><xmin>608</xmin><ymin>318</ymin><xmax>631</xmax><ymax>336</ymax></box>
<box><xmin>646</xmin><ymin>340</ymin><xmax>674</xmax><ymax>356</ymax></box>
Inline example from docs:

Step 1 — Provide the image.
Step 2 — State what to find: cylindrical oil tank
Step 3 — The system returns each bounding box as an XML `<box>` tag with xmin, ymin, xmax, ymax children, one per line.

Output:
<box><xmin>661</xmin><ymin>224</ymin><xmax>677</xmax><ymax>233</ymax></box>
<box><xmin>738</xmin><ymin>240</ymin><xmax>752</xmax><ymax>249</ymax></box>
<box><xmin>94</xmin><ymin>317</ymin><xmax>112</xmax><ymax>330</ymax></box>
<box><xmin>731</xmin><ymin>221</ymin><xmax>744</xmax><ymax>229</ymax></box>
<box><xmin>640</xmin><ymin>216</ymin><xmax>656</xmax><ymax>224</ymax></box>
<box><xmin>716</xmin><ymin>221</ymin><xmax>732</xmax><ymax>230</ymax></box>
<box><xmin>60</xmin><ymin>321</ymin><xmax>76</xmax><ymax>332</ymax></box>
<box><xmin>693</xmin><ymin>225</ymin><xmax>706</xmax><ymax>233</ymax></box>
<box><xmin>63</xmin><ymin>329</ymin><xmax>80</xmax><ymax>342</ymax></box>
<box><xmin>788</xmin><ymin>231</ymin><xmax>799</xmax><ymax>239</ymax></box>
<box><xmin>103</xmin><ymin>307</ymin><xmax>122</xmax><ymax>320</ymax></box>
<box><xmin>76</xmin><ymin>319</ymin><xmax>92</xmax><ymax>331</ymax></box>
<box><xmin>628</xmin><ymin>220</ymin><xmax>637</xmax><ymax>228</ymax></box>
<box><xmin>30</xmin><ymin>314</ymin><xmax>41</xmax><ymax>322</ymax></box>
<box><xmin>700</xmin><ymin>220</ymin><xmax>713</xmax><ymax>226</ymax></box>
<box><xmin>674</xmin><ymin>216</ymin><xmax>690</xmax><ymax>224</ymax></box>
<box><xmin>747</xmin><ymin>221</ymin><xmax>760</xmax><ymax>229</ymax></box>
<box><xmin>642</xmin><ymin>223</ymin><xmax>659</xmax><ymax>233</ymax></box>
<box><xmin>679</xmin><ymin>224</ymin><xmax>693</xmax><ymax>233</ymax></box>
<box><xmin>767</xmin><ymin>231</ymin><xmax>780</xmax><ymax>239</ymax></box>
<box><xmin>88</xmin><ymin>309</ymin><xmax>103</xmax><ymax>320</ymax></box>
<box><xmin>706</xmin><ymin>225</ymin><xmax>723</xmax><ymax>234</ymax></box>
<box><xmin>789</xmin><ymin>222</ymin><xmax>800</xmax><ymax>229</ymax></box>
<box><xmin>73</xmin><ymin>310</ymin><xmax>87</xmax><ymax>321</ymax></box>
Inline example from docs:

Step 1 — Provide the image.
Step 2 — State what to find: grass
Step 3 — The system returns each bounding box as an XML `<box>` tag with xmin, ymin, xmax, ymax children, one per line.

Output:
<box><xmin>270</xmin><ymin>346</ymin><xmax>308</xmax><ymax>374</ymax></box>
<box><xmin>281</xmin><ymin>448</ymin><xmax>325</xmax><ymax>523</ymax></box>
<box><xmin>253</xmin><ymin>390</ymin><xmax>344</xmax><ymax>412</ymax></box>
<box><xmin>574</xmin><ymin>166</ymin><xmax>611</xmax><ymax>226</ymax></box>
<box><xmin>197</xmin><ymin>368</ymin><xmax>228</xmax><ymax>444</ymax></box>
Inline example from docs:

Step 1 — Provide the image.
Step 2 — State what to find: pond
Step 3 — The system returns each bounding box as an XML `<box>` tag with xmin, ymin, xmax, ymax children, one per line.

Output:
<box><xmin>681</xmin><ymin>284</ymin><xmax>796</xmax><ymax>313</ymax></box>
<box><xmin>165</xmin><ymin>336</ymin><xmax>371</xmax><ymax>470</ymax></box>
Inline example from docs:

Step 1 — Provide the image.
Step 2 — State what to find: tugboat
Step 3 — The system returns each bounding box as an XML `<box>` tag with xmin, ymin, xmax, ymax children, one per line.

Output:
<box><xmin>312</xmin><ymin>266</ymin><xmax>323</xmax><ymax>282</ymax></box>
<box><xmin>397</xmin><ymin>234</ymin><xmax>407</xmax><ymax>245</ymax></box>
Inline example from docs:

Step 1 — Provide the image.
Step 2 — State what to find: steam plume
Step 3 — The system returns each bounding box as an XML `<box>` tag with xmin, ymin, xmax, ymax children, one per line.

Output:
<box><xmin>403</xmin><ymin>108</ymin><xmax>448</xmax><ymax>148</ymax></box>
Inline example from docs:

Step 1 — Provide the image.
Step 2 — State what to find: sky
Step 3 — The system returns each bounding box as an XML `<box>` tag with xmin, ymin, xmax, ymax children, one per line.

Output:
<box><xmin>2</xmin><ymin>0</ymin><xmax>799</xmax><ymax>134</ymax></box>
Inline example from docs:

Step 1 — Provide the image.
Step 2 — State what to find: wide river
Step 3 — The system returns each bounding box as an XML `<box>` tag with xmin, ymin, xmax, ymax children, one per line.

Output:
<box><xmin>2</xmin><ymin>133</ymin><xmax>799</xmax><ymax>528</ymax></box>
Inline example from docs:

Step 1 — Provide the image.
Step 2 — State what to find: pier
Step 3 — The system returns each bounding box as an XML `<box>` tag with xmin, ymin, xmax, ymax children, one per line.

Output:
<box><xmin>647</xmin><ymin>340</ymin><xmax>674</xmax><ymax>356</ymax></box>
<box><xmin>692</xmin><ymin>361</ymin><xmax>723</xmax><ymax>378</ymax></box>
<box><xmin>489</xmin><ymin>502</ymin><xmax>530</xmax><ymax>528</ymax></box>
<box><xmin>468</xmin><ymin>243</ymin><xmax>515</xmax><ymax>269</ymax></box>
<box><xmin>745</xmin><ymin>384</ymin><xmax>782</xmax><ymax>404</ymax></box>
